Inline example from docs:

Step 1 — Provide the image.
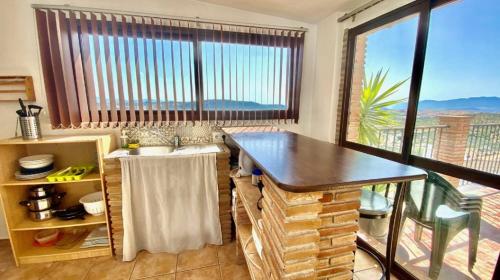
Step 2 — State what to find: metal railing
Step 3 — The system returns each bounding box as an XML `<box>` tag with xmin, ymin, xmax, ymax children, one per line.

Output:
<box><xmin>375</xmin><ymin>125</ymin><xmax>447</xmax><ymax>159</ymax></box>
<box><xmin>464</xmin><ymin>123</ymin><xmax>500</xmax><ymax>175</ymax></box>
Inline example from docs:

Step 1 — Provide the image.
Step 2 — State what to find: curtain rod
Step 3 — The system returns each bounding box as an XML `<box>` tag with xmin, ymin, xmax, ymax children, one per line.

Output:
<box><xmin>31</xmin><ymin>4</ymin><xmax>308</xmax><ymax>32</ymax></box>
<box><xmin>337</xmin><ymin>0</ymin><xmax>385</xmax><ymax>22</ymax></box>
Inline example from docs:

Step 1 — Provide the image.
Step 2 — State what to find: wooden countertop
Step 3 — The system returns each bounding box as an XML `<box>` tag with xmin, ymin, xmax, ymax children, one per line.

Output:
<box><xmin>226</xmin><ymin>131</ymin><xmax>427</xmax><ymax>193</ymax></box>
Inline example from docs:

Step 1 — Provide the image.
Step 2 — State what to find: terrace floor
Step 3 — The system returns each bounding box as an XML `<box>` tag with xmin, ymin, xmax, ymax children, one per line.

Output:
<box><xmin>359</xmin><ymin>183</ymin><xmax>499</xmax><ymax>280</ymax></box>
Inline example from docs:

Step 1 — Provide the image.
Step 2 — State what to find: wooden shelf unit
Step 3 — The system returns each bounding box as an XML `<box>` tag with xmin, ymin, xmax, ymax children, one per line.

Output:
<box><xmin>0</xmin><ymin>135</ymin><xmax>116</xmax><ymax>266</ymax></box>
<box><xmin>231</xmin><ymin>174</ymin><xmax>265</xmax><ymax>280</ymax></box>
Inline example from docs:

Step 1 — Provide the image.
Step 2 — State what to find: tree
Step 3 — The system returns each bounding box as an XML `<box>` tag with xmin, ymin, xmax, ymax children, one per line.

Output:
<box><xmin>358</xmin><ymin>69</ymin><xmax>408</xmax><ymax>145</ymax></box>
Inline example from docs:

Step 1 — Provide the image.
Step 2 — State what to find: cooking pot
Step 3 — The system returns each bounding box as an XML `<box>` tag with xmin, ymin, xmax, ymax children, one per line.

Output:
<box><xmin>28</xmin><ymin>185</ymin><xmax>55</xmax><ymax>198</ymax></box>
<box><xmin>29</xmin><ymin>209</ymin><xmax>54</xmax><ymax>221</ymax></box>
<box><xmin>19</xmin><ymin>192</ymin><xmax>65</xmax><ymax>211</ymax></box>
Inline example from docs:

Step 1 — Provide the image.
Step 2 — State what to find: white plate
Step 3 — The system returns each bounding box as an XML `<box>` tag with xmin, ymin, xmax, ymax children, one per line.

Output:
<box><xmin>20</xmin><ymin>160</ymin><xmax>54</xmax><ymax>169</ymax></box>
<box><xmin>15</xmin><ymin>169</ymin><xmax>55</xmax><ymax>180</ymax></box>
<box><xmin>19</xmin><ymin>154</ymin><xmax>54</xmax><ymax>164</ymax></box>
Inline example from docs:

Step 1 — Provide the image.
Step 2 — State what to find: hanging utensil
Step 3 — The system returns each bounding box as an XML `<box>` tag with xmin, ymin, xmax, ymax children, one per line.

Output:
<box><xmin>18</xmin><ymin>98</ymin><xmax>27</xmax><ymax>116</ymax></box>
<box><xmin>28</xmin><ymin>105</ymin><xmax>43</xmax><ymax>116</ymax></box>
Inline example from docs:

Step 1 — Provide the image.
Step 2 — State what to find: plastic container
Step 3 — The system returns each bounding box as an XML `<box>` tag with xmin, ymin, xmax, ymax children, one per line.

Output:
<box><xmin>79</xmin><ymin>192</ymin><xmax>105</xmax><ymax>216</ymax></box>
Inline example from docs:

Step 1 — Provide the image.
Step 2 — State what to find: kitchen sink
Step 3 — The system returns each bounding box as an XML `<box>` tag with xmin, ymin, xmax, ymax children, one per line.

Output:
<box><xmin>106</xmin><ymin>144</ymin><xmax>221</xmax><ymax>158</ymax></box>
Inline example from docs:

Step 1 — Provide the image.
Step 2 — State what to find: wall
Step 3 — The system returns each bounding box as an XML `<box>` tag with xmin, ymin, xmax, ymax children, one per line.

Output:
<box><xmin>309</xmin><ymin>0</ymin><xmax>415</xmax><ymax>143</ymax></box>
<box><xmin>0</xmin><ymin>0</ymin><xmax>316</xmax><ymax>239</ymax></box>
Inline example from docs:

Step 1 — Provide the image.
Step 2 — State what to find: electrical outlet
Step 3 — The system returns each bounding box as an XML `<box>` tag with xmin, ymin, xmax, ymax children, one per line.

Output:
<box><xmin>212</xmin><ymin>132</ymin><xmax>224</xmax><ymax>143</ymax></box>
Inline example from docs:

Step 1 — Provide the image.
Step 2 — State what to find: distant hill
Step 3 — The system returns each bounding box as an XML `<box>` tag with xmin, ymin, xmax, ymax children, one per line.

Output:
<box><xmin>133</xmin><ymin>99</ymin><xmax>286</xmax><ymax>110</ymax></box>
<box><xmin>391</xmin><ymin>97</ymin><xmax>500</xmax><ymax>113</ymax></box>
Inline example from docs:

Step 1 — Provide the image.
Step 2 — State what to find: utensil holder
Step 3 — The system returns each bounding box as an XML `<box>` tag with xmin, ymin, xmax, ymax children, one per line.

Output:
<box><xmin>19</xmin><ymin>116</ymin><xmax>42</xmax><ymax>140</ymax></box>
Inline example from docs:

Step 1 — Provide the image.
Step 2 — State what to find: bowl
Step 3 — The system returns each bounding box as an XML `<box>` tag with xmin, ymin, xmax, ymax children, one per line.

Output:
<box><xmin>79</xmin><ymin>192</ymin><xmax>105</xmax><ymax>216</ymax></box>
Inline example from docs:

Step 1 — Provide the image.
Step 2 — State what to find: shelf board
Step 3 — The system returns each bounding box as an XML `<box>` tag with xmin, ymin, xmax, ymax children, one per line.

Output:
<box><xmin>17</xmin><ymin>237</ymin><xmax>111</xmax><ymax>265</ymax></box>
<box><xmin>237</xmin><ymin>223</ymin><xmax>264</xmax><ymax>280</ymax></box>
<box><xmin>2</xmin><ymin>172</ymin><xmax>102</xmax><ymax>186</ymax></box>
<box><xmin>232</xmin><ymin>176</ymin><xmax>263</xmax><ymax>234</ymax></box>
<box><xmin>12</xmin><ymin>214</ymin><xmax>107</xmax><ymax>231</ymax></box>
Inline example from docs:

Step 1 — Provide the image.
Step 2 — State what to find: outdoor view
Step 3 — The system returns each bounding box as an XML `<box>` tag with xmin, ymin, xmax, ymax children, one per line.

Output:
<box><xmin>347</xmin><ymin>0</ymin><xmax>499</xmax><ymax>279</ymax></box>
<box><xmin>87</xmin><ymin>34</ymin><xmax>290</xmax><ymax>112</ymax></box>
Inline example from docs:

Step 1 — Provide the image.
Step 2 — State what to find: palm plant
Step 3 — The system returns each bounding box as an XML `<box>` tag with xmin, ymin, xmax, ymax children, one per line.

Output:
<box><xmin>358</xmin><ymin>68</ymin><xmax>408</xmax><ymax>145</ymax></box>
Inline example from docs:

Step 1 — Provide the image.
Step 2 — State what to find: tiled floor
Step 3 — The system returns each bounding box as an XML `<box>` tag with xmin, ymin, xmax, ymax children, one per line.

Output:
<box><xmin>0</xmin><ymin>239</ymin><xmax>383</xmax><ymax>280</ymax></box>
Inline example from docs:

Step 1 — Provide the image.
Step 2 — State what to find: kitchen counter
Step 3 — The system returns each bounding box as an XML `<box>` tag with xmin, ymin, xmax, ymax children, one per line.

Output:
<box><xmin>225</xmin><ymin>130</ymin><xmax>426</xmax><ymax>280</ymax></box>
<box><xmin>227</xmin><ymin>131</ymin><xmax>426</xmax><ymax>192</ymax></box>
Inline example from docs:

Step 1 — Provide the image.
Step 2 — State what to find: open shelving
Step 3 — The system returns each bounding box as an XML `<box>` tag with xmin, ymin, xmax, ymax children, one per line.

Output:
<box><xmin>231</xmin><ymin>174</ymin><xmax>265</xmax><ymax>280</ymax></box>
<box><xmin>0</xmin><ymin>135</ymin><xmax>116</xmax><ymax>266</ymax></box>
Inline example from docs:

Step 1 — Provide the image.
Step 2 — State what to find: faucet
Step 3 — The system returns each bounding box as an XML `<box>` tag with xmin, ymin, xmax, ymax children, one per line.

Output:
<box><xmin>173</xmin><ymin>135</ymin><xmax>181</xmax><ymax>149</ymax></box>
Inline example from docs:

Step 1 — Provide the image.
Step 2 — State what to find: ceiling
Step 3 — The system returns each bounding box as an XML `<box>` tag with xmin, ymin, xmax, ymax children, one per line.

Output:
<box><xmin>196</xmin><ymin>0</ymin><xmax>368</xmax><ymax>23</ymax></box>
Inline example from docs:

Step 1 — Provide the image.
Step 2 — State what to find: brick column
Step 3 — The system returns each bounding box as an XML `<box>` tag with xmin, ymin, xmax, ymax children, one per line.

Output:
<box><xmin>436</xmin><ymin>115</ymin><xmax>472</xmax><ymax>186</ymax></box>
<box><xmin>260</xmin><ymin>175</ymin><xmax>362</xmax><ymax>280</ymax></box>
<box><xmin>347</xmin><ymin>35</ymin><xmax>367</xmax><ymax>142</ymax></box>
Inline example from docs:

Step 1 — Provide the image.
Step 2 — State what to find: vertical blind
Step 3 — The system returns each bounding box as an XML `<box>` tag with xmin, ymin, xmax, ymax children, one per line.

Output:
<box><xmin>34</xmin><ymin>8</ymin><xmax>305</xmax><ymax>128</ymax></box>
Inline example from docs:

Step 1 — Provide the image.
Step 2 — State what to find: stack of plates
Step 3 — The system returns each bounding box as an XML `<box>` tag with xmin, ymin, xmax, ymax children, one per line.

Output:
<box><xmin>16</xmin><ymin>154</ymin><xmax>55</xmax><ymax>180</ymax></box>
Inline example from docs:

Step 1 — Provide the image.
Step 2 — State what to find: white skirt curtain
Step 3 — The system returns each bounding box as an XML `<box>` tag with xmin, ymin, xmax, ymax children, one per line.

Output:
<box><xmin>120</xmin><ymin>153</ymin><xmax>222</xmax><ymax>261</ymax></box>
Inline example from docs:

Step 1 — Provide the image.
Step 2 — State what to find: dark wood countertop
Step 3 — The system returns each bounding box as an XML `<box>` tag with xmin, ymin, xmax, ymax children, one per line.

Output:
<box><xmin>226</xmin><ymin>131</ymin><xmax>427</xmax><ymax>193</ymax></box>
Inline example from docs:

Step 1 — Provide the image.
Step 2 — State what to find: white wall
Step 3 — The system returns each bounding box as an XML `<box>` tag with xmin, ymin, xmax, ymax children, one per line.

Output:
<box><xmin>309</xmin><ymin>0</ymin><xmax>415</xmax><ymax>143</ymax></box>
<box><xmin>0</xmin><ymin>0</ymin><xmax>317</xmax><ymax>239</ymax></box>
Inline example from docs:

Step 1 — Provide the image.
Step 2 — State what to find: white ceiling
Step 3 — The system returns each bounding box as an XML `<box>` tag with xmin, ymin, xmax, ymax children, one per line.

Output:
<box><xmin>196</xmin><ymin>0</ymin><xmax>368</xmax><ymax>23</ymax></box>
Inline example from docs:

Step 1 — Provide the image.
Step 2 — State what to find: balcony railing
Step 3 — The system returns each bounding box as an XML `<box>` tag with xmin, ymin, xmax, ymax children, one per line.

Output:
<box><xmin>464</xmin><ymin>123</ymin><xmax>500</xmax><ymax>174</ymax></box>
<box><xmin>376</xmin><ymin>123</ymin><xmax>500</xmax><ymax>175</ymax></box>
<box><xmin>376</xmin><ymin>125</ymin><xmax>447</xmax><ymax>159</ymax></box>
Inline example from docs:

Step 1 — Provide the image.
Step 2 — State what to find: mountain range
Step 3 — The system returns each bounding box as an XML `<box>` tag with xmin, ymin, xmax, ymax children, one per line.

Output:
<box><xmin>391</xmin><ymin>96</ymin><xmax>500</xmax><ymax>113</ymax></box>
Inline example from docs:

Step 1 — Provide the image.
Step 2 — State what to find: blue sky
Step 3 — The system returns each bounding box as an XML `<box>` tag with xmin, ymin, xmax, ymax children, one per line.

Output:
<box><xmin>364</xmin><ymin>0</ymin><xmax>500</xmax><ymax>101</ymax></box>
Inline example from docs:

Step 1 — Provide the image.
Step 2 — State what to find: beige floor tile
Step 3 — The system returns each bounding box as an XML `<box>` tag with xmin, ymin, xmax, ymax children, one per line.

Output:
<box><xmin>354</xmin><ymin>267</ymin><xmax>383</xmax><ymax>280</ymax></box>
<box><xmin>0</xmin><ymin>262</ymin><xmax>52</xmax><ymax>280</ymax></box>
<box><xmin>131</xmin><ymin>251</ymin><xmax>177</xmax><ymax>279</ymax></box>
<box><xmin>220</xmin><ymin>263</ymin><xmax>251</xmax><ymax>280</ymax></box>
<box><xmin>141</xmin><ymin>274</ymin><xmax>175</xmax><ymax>280</ymax></box>
<box><xmin>177</xmin><ymin>246</ymin><xmax>218</xmax><ymax>272</ymax></box>
<box><xmin>176</xmin><ymin>265</ymin><xmax>221</xmax><ymax>280</ymax></box>
<box><xmin>84</xmin><ymin>256</ymin><xmax>135</xmax><ymax>280</ymax></box>
<box><xmin>354</xmin><ymin>249</ymin><xmax>380</xmax><ymax>272</ymax></box>
<box><xmin>217</xmin><ymin>242</ymin><xmax>238</xmax><ymax>265</ymax></box>
<box><xmin>41</xmin><ymin>258</ymin><xmax>94</xmax><ymax>280</ymax></box>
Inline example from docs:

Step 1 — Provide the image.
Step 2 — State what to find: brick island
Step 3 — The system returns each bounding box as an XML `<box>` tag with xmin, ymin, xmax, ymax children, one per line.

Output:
<box><xmin>225</xmin><ymin>131</ymin><xmax>426</xmax><ymax>280</ymax></box>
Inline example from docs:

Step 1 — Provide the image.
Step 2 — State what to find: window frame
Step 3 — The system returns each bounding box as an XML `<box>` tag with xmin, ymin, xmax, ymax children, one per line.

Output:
<box><xmin>339</xmin><ymin>0</ymin><xmax>500</xmax><ymax>189</ymax></box>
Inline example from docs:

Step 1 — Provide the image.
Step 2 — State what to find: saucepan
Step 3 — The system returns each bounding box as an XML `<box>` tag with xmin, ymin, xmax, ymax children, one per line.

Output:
<box><xmin>19</xmin><ymin>192</ymin><xmax>65</xmax><ymax>211</ymax></box>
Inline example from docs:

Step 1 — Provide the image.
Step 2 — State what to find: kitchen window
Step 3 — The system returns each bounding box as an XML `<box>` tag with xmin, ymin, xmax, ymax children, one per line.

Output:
<box><xmin>34</xmin><ymin>9</ymin><xmax>305</xmax><ymax>127</ymax></box>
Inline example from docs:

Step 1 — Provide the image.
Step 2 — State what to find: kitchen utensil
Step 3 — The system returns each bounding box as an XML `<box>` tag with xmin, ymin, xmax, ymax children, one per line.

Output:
<box><xmin>20</xmin><ymin>192</ymin><xmax>65</xmax><ymax>211</ymax></box>
<box><xmin>79</xmin><ymin>192</ymin><xmax>104</xmax><ymax>216</ymax></box>
<box><xmin>28</xmin><ymin>185</ymin><xmax>55</xmax><ymax>198</ymax></box>
<box><xmin>29</xmin><ymin>209</ymin><xmax>54</xmax><ymax>221</ymax></box>
<box><xmin>18</xmin><ymin>98</ymin><xmax>27</xmax><ymax>116</ymax></box>
<box><xmin>18</xmin><ymin>116</ymin><xmax>42</xmax><ymax>140</ymax></box>
<box><xmin>16</xmin><ymin>109</ymin><xmax>26</xmax><ymax>117</ymax></box>
<box><xmin>46</xmin><ymin>165</ymin><xmax>95</xmax><ymax>182</ymax></box>
<box><xmin>28</xmin><ymin>105</ymin><xmax>42</xmax><ymax>116</ymax></box>
<box><xmin>54</xmin><ymin>205</ymin><xmax>86</xmax><ymax>220</ymax></box>
<box><xmin>34</xmin><ymin>229</ymin><xmax>60</xmax><ymax>245</ymax></box>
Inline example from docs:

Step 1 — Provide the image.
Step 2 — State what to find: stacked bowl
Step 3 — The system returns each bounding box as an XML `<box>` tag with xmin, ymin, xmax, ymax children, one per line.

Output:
<box><xmin>15</xmin><ymin>154</ymin><xmax>55</xmax><ymax>180</ymax></box>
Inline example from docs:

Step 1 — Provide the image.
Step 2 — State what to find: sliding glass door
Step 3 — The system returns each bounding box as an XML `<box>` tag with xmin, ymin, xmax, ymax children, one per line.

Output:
<box><xmin>340</xmin><ymin>0</ymin><xmax>500</xmax><ymax>279</ymax></box>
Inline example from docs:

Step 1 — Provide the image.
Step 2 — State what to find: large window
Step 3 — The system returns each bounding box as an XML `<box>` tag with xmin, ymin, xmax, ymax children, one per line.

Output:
<box><xmin>340</xmin><ymin>0</ymin><xmax>499</xmax><ymax>279</ymax></box>
<box><xmin>34</xmin><ymin>9</ymin><xmax>305</xmax><ymax>127</ymax></box>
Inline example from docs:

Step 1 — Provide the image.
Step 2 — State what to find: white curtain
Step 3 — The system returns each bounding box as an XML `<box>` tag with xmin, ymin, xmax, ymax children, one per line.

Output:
<box><xmin>120</xmin><ymin>154</ymin><xmax>222</xmax><ymax>261</ymax></box>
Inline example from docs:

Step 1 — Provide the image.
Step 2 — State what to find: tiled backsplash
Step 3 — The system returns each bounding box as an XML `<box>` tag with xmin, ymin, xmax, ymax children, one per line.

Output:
<box><xmin>122</xmin><ymin>125</ymin><xmax>222</xmax><ymax>146</ymax></box>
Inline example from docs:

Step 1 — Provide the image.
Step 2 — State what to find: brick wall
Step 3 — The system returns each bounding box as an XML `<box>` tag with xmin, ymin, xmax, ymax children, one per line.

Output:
<box><xmin>260</xmin><ymin>175</ymin><xmax>362</xmax><ymax>280</ymax></box>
